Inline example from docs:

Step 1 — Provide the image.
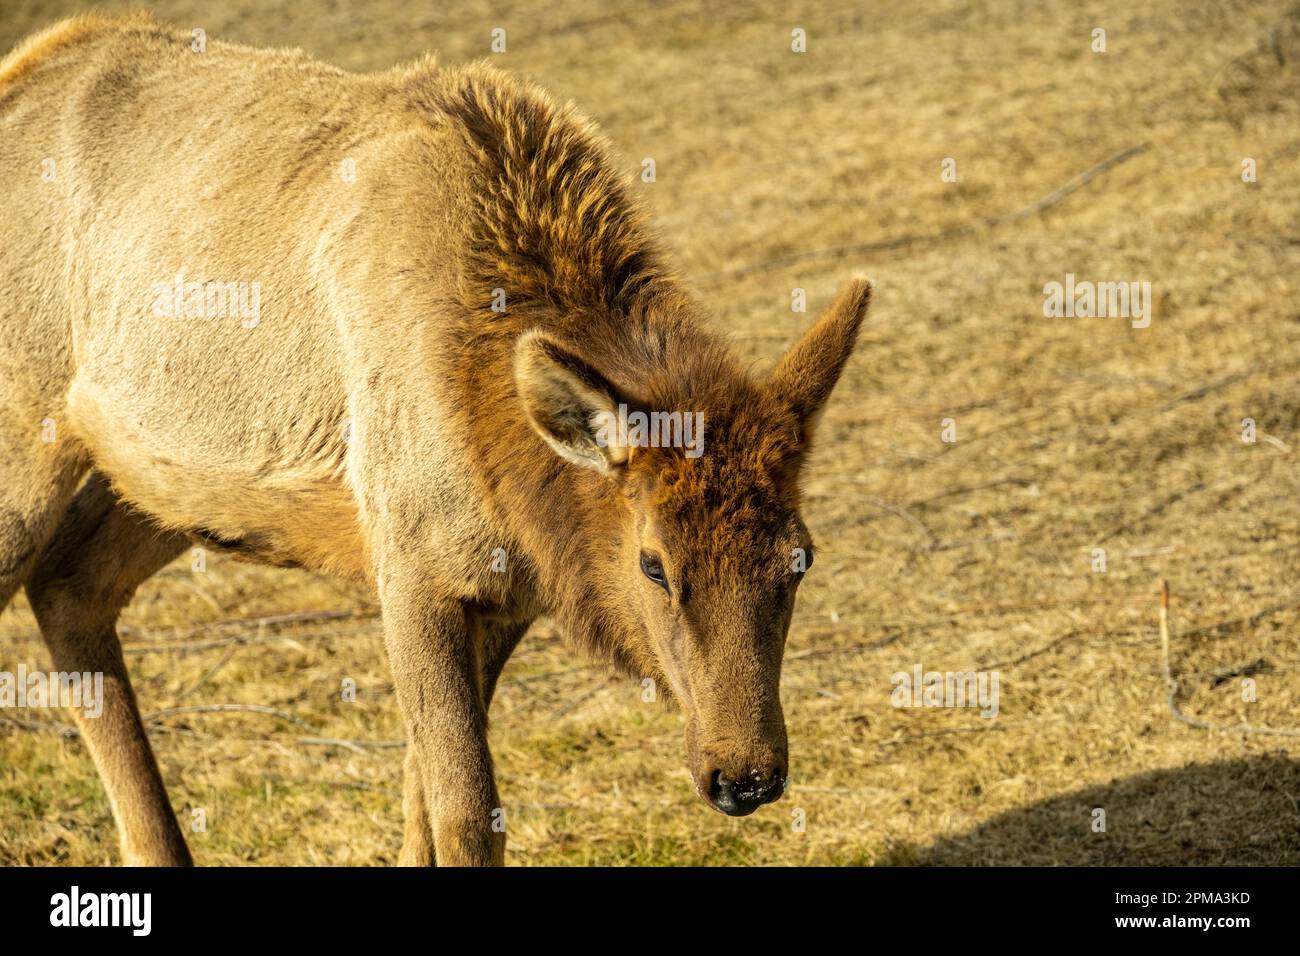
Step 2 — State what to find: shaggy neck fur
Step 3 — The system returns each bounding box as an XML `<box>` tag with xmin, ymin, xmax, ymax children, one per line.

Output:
<box><xmin>417</xmin><ymin>64</ymin><xmax>765</xmax><ymax>677</ymax></box>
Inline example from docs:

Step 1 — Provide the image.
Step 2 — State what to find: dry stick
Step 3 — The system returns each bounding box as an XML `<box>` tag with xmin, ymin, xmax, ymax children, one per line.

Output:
<box><xmin>851</xmin><ymin>478</ymin><xmax>1033</xmax><ymax>534</ymax></box>
<box><xmin>175</xmin><ymin>646</ymin><xmax>240</xmax><ymax>700</ymax></box>
<box><xmin>785</xmin><ymin>638</ymin><xmax>900</xmax><ymax>662</ymax></box>
<box><xmin>1158</xmin><ymin>368</ymin><xmax>1254</xmax><ymax>412</ymax></box>
<box><xmin>909</xmin><ymin>477</ymin><xmax>1036</xmax><ymax>508</ymax></box>
<box><xmin>119</xmin><ymin>607</ymin><xmax>377</xmax><ymax>643</ymax></box>
<box><xmin>261</xmin><ymin>774</ymin><xmax>402</xmax><ymax>797</ymax></box>
<box><xmin>141</xmin><ymin>703</ymin><xmax>319</xmax><ymax>733</ymax></box>
<box><xmin>139</xmin><ymin>724</ymin><xmax>404</xmax><ymax>754</ymax></box>
<box><xmin>293</xmin><ymin>737</ymin><xmax>366</xmax><ymax>755</ymax></box>
<box><xmin>984</xmin><ymin>628</ymin><xmax>1088</xmax><ymax>670</ymax></box>
<box><xmin>170</xmin><ymin>575</ymin><xmax>225</xmax><ymax>613</ymax></box>
<box><xmin>701</xmin><ymin>143</ymin><xmax>1151</xmax><ymax>281</ymax></box>
<box><xmin>500</xmin><ymin>666</ymin><xmax>586</xmax><ymax>687</ymax></box>
<box><xmin>125</xmin><ymin>632</ymin><xmax>328</xmax><ymax>656</ymax></box>
<box><xmin>1262</xmin><ymin>433</ymin><xmax>1292</xmax><ymax>452</ymax></box>
<box><xmin>879</xmin><ymin>724</ymin><xmax>1008</xmax><ymax>746</ymax></box>
<box><xmin>999</xmin><ymin>143</ymin><xmax>1152</xmax><ymax>222</ymax></box>
<box><xmin>0</xmin><ymin>708</ymin><xmax>404</xmax><ymax>754</ymax></box>
<box><xmin>124</xmin><ymin>611</ymin><xmax>380</xmax><ymax>656</ymax></box>
<box><xmin>1098</xmin><ymin>478</ymin><xmax>1217</xmax><ymax>545</ymax></box>
<box><xmin>551</xmin><ymin>682</ymin><xmax>609</xmax><ymax>719</ymax></box>
<box><xmin>1178</xmin><ymin>592</ymin><xmax>1300</xmax><ymax>640</ymax></box>
<box><xmin>295</xmin><ymin>737</ymin><xmax>405</xmax><ymax>752</ymax></box>
<box><xmin>862</xmin><ymin>496</ymin><xmax>938</xmax><ymax>547</ymax></box>
<box><xmin>1159</xmin><ymin>580</ymin><xmax>1300</xmax><ymax>739</ymax></box>
<box><xmin>786</xmin><ymin>601</ymin><xmax>1108</xmax><ymax>666</ymax></box>
<box><xmin>0</xmin><ymin>713</ymin><xmax>76</xmax><ymax>736</ymax></box>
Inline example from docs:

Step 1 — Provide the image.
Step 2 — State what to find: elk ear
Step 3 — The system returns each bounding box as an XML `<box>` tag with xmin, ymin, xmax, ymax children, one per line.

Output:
<box><xmin>514</xmin><ymin>331</ymin><xmax>628</xmax><ymax>475</ymax></box>
<box><xmin>767</xmin><ymin>277</ymin><xmax>872</xmax><ymax>435</ymax></box>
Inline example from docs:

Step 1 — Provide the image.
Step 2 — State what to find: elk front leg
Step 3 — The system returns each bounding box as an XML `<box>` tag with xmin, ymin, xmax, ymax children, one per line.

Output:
<box><xmin>383</xmin><ymin>591</ymin><xmax>503</xmax><ymax>866</ymax></box>
<box><xmin>397</xmin><ymin>619</ymin><xmax>528</xmax><ymax>865</ymax></box>
<box><xmin>398</xmin><ymin>746</ymin><xmax>435</xmax><ymax>866</ymax></box>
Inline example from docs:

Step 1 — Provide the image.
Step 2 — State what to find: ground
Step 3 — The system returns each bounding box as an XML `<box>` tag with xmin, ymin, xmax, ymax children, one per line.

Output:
<box><xmin>1</xmin><ymin>0</ymin><xmax>1298</xmax><ymax>865</ymax></box>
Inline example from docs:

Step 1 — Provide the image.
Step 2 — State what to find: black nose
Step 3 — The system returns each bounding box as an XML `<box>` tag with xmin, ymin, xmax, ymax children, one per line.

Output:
<box><xmin>708</xmin><ymin>767</ymin><xmax>785</xmax><ymax>816</ymax></box>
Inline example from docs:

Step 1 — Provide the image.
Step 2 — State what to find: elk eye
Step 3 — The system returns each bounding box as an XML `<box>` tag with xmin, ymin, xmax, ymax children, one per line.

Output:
<box><xmin>640</xmin><ymin>551</ymin><xmax>669</xmax><ymax>592</ymax></box>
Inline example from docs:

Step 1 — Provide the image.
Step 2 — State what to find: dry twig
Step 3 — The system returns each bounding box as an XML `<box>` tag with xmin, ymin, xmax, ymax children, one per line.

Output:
<box><xmin>701</xmin><ymin>143</ymin><xmax>1150</xmax><ymax>281</ymax></box>
<box><xmin>141</xmin><ymin>703</ymin><xmax>318</xmax><ymax>732</ymax></box>
<box><xmin>1159</xmin><ymin>580</ymin><xmax>1300</xmax><ymax>739</ymax></box>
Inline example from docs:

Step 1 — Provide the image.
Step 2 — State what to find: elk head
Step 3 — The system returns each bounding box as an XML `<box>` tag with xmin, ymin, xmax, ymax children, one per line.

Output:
<box><xmin>514</xmin><ymin>278</ymin><xmax>871</xmax><ymax>815</ymax></box>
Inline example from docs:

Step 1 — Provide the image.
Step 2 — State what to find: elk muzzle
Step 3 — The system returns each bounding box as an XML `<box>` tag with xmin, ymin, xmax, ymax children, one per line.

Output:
<box><xmin>706</xmin><ymin>764</ymin><xmax>786</xmax><ymax>816</ymax></box>
<box><xmin>693</xmin><ymin>734</ymin><xmax>788</xmax><ymax>816</ymax></box>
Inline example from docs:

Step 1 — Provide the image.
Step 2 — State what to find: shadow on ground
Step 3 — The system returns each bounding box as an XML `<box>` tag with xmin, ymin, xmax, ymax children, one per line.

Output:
<box><xmin>887</xmin><ymin>754</ymin><xmax>1300</xmax><ymax>866</ymax></box>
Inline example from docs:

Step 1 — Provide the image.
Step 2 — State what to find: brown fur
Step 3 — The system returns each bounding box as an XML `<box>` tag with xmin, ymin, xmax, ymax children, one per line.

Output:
<box><xmin>0</xmin><ymin>14</ymin><xmax>114</xmax><ymax>90</ymax></box>
<box><xmin>0</xmin><ymin>15</ymin><xmax>870</xmax><ymax>865</ymax></box>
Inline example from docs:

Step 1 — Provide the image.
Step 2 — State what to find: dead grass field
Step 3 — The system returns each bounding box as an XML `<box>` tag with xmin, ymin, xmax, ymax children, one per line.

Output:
<box><xmin>2</xmin><ymin>0</ymin><xmax>1299</xmax><ymax>865</ymax></box>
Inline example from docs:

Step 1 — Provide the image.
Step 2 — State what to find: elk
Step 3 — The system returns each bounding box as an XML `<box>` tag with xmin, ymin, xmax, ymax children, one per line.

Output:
<box><xmin>0</xmin><ymin>14</ymin><xmax>871</xmax><ymax>865</ymax></box>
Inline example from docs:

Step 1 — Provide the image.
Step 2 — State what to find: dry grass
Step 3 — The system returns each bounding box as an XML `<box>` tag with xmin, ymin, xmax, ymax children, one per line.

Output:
<box><xmin>2</xmin><ymin>0</ymin><xmax>1299</xmax><ymax>865</ymax></box>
